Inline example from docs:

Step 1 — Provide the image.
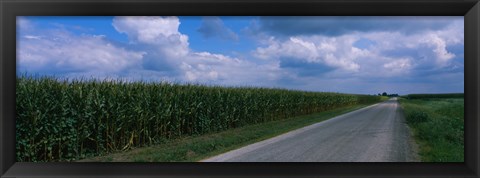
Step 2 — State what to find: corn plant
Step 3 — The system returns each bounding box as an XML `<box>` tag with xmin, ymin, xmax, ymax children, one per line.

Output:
<box><xmin>16</xmin><ymin>75</ymin><xmax>383</xmax><ymax>162</ymax></box>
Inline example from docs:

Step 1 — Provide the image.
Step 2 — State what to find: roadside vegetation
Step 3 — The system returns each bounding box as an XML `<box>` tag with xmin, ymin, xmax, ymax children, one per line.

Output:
<box><xmin>406</xmin><ymin>93</ymin><xmax>464</xmax><ymax>99</ymax></box>
<box><xmin>399</xmin><ymin>94</ymin><xmax>464</xmax><ymax>162</ymax></box>
<box><xmin>16</xmin><ymin>75</ymin><xmax>385</xmax><ymax>162</ymax></box>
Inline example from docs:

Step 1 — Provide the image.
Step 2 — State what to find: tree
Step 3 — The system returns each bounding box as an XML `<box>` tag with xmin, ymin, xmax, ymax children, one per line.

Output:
<box><xmin>382</xmin><ymin>92</ymin><xmax>387</xmax><ymax>96</ymax></box>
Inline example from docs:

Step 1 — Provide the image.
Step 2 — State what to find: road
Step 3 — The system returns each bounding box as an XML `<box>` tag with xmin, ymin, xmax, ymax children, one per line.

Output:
<box><xmin>201</xmin><ymin>98</ymin><xmax>418</xmax><ymax>162</ymax></box>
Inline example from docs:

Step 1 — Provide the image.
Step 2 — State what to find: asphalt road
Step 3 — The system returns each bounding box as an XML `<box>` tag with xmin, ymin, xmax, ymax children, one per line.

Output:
<box><xmin>201</xmin><ymin>98</ymin><xmax>418</xmax><ymax>162</ymax></box>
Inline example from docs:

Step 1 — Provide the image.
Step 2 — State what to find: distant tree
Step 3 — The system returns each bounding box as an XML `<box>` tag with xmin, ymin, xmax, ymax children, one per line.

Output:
<box><xmin>378</xmin><ymin>93</ymin><xmax>381</xmax><ymax>96</ymax></box>
<box><xmin>382</xmin><ymin>92</ymin><xmax>387</xmax><ymax>96</ymax></box>
<box><xmin>387</xmin><ymin>93</ymin><xmax>399</xmax><ymax>97</ymax></box>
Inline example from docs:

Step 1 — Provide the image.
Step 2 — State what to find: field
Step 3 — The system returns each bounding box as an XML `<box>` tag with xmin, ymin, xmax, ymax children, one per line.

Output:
<box><xmin>16</xmin><ymin>75</ymin><xmax>383</xmax><ymax>162</ymax></box>
<box><xmin>406</xmin><ymin>93</ymin><xmax>464</xmax><ymax>99</ymax></box>
<box><xmin>399</xmin><ymin>95</ymin><xmax>464</xmax><ymax>162</ymax></box>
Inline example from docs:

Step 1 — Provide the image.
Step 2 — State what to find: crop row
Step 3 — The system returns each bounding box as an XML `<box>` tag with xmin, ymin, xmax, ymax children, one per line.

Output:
<box><xmin>16</xmin><ymin>75</ymin><xmax>382</xmax><ymax>162</ymax></box>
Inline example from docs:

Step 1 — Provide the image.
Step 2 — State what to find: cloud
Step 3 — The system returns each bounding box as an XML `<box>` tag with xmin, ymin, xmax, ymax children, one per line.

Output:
<box><xmin>383</xmin><ymin>58</ymin><xmax>413</xmax><ymax>75</ymax></box>
<box><xmin>245</xmin><ymin>15</ymin><xmax>463</xmax><ymax>90</ymax></box>
<box><xmin>251</xmin><ymin>17</ymin><xmax>463</xmax><ymax>89</ymax></box>
<box><xmin>111</xmin><ymin>16</ymin><xmax>195</xmax><ymax>78</ymax></box>
<box><xmin>248</xmin><ymin>16</ymin><xmax>461</xmax><ymax>37</ymax></box>
<box><xmin>110</xmin><ymin>16</ymin><xmax>285</xmax><ymax>86</ymax></box>
<box><xmin>253</xmin><ymin>35</ymin><xmax>364</xmax><ymax>73</ymax></box>
<box><xmin>364</xmin><ymin>30</ymin><xmax>459</xmax><ymax>69</ymax></box>
<box><xmin>112</xmin><ymin>16</ymin><xmax>190</xmax><ymax>58</ymax></box>
<box><xmin>278</xmin><ymin>57</ymin><xmax>335</xmax><ymax>77</ymax></box>
<box><xmin>420</xmin><ymin>34</ymin><xmax>456</xmax><ymax>67</ymax></box>
<box><xmin>17</xmin><ymin>29</ymin><xmax>145</xmax><ymax>76</ymax></box>
<box><xmin>24</xmin><ymin>35</ymin><xmax>42</xmax><ymax>40</ymax></box>
<box><xmin>178</xmin><ymin>52</ymin><xmax>281</xmax><ymax>85</ymax></box>
<box><xmin>110</xmin><ymin>16</ymin><xmax>280</xmax><ymax>85</ymax></box>
<box><xmin>197</xmin><ymin>17</ymin><xmax>239</xmax><ymax>41</ymax></box>
<box><xmin>16</xmin><ymin>16</ymin><xmax>464</xmax><ymax>95</ymax></box>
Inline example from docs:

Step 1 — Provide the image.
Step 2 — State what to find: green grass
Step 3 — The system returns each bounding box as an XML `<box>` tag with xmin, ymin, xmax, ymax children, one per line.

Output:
<box><xmin>406</xmin><ymin>93</ymin><xmax>464</xmax><ymax>99</ymax></box>
<box><xmin>78</xmin><ymin>104</ymin><xmax>375</xmax><ymax>162</ymax></box>
<box><xmin>398</xmin><ymin>97</ymin><xmax>464</xmax><ymax>162</ymax></box>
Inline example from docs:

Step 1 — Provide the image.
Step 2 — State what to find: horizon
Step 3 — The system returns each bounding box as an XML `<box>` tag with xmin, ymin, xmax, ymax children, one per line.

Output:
<box><xmin>16</xmin><ymin>73</ymin><xmax>464</xmax><ymax>96</ymax></box>
<box><xmin>16</xmin><ymin>16</ymin><xmax>464</xmax><ymax>95</ymax></box>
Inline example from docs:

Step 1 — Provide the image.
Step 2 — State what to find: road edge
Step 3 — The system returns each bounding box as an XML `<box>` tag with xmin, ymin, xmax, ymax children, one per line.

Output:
<box><xmin>200</xmin><ymin>102</ymin><xmax>383</xmax><ymax>162</ymax></box>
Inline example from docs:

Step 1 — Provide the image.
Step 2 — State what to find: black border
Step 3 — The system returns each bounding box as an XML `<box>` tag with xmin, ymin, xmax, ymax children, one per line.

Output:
<box><xmin>1</xmin><ymin>0</ymin><xmax>479</xmax><ymax>177</ymax></box>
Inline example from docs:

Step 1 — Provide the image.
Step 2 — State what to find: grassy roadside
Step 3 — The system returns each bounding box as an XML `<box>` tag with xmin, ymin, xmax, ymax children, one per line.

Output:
<box><xmin>79</xmin><ymin>103</ymin><xmax>378</xmax><ymax>162</ymax></box>
<box><xmin>398</xmin><ymin>97</ymin><xmax>464</xmax><ymax>162</ymax></box>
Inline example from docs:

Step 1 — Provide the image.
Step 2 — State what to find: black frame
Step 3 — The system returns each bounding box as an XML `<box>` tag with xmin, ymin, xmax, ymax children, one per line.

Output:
<box><xmin>1</xmin><ymin>0</ymin><xmax>479</xmax><ymax>177</ymax></box>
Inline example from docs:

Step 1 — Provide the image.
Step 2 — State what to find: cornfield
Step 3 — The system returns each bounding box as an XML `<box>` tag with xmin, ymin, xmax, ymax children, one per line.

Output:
<box><xmin>16</xmin><ymin>75</ymin><xmax>383</xmax><ymax>162</ymax></box>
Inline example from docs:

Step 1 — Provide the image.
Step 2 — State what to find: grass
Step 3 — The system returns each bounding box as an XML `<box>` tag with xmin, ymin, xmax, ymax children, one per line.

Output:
<box><xmin>406</xmin><ymin>93</ymin><xmax>464</xmax><ymax>99</ymax></box>
<box><xmin>79</xmin><ymin>103</ymin><xmax>376</xmax><ymax>162</ymax></box>
<box><xmin>398</xmin><ymin>97</ymin><xmax>464</xmax><ymax>162</ymax></box>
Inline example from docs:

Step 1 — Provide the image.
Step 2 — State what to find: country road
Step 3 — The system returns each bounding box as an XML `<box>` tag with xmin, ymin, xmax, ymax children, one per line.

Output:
<box><xmin>201</xmin><ymin>98</ymin><xmax>419</xmax><ymax>162</ymax></box>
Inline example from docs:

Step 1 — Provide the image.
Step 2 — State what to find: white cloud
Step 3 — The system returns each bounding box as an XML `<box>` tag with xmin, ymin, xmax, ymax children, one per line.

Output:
<box><xmin>253</xmin><ymin>20</ymin><xmax>461</xmax><ymax>79</ymax></box>
<box><xmin>109</xmin><ymin>16</ymin><xmax>285</xmax><ymax>86</ymax></box>
<box><xmin>17</xmin><ymin>16</ymin><xmax>463</xmax><ymax>95</ymax></box>
<box><xmin>420</xmin><ymin>34</ymin><xmax>455</xmax><ymax>67</ymax></box>
<box><xmin>436</xmin><ymin>19</ymin><xmax>464</xmax><ymax>45</ymax></box>
<box><xmin>289</xmin><ymin>37</ymin><xmax>319</xmax><ymax>61</ymax></box>
<box><xmin>112</xmin><ymin>16</ymin><xmax>190</xmax><ymax>58</ymax></box>
<box><xmin>253</xmin><ymin>35</ymin><xmax>363</xmax><ymax>72</ymax></box>
<box><xmin>113</xmin><ymin>16</ymin><xmax>182</xmax><ymax>43</ymax></box>
<box><xmin>383</xmin><ymin>58</ymin><xmax>413</xmax><ymax>75</ymax></box>
<box><xmin>24</xmin><ymin>35</ymin><xmax>42</xmax><ymax>40</ymax></box>
<box><xmin>365</xmin><ymin>30</ymin><xmax>457</xmax><ymax>68</ymax></box>
<box><xmin>178</xmin><ymin>51</ymin><xmax>280</xmax><ymax>85</ymax></box>
<box><xmin>181</xmin><ymin>62</ymin><xmax>219</xmax><ymax>81</ymax></box>
<box><xmin>18</xmin><ymin>30</ymin><xmax>145</xmax><ymax>75</ymax></box>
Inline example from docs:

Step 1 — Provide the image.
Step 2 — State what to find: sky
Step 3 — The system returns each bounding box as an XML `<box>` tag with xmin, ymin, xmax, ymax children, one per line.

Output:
<box><xmin>16</xmin><ymin>16</ymin><xmax>464</xmax><ymax>95</ymax></box>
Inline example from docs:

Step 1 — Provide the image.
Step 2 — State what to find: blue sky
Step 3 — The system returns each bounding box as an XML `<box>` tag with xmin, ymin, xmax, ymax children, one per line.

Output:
<box><xmin>17</xmin><ymin>16</ymin><xmax>464</xmax><ymax>95</ymax></box>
